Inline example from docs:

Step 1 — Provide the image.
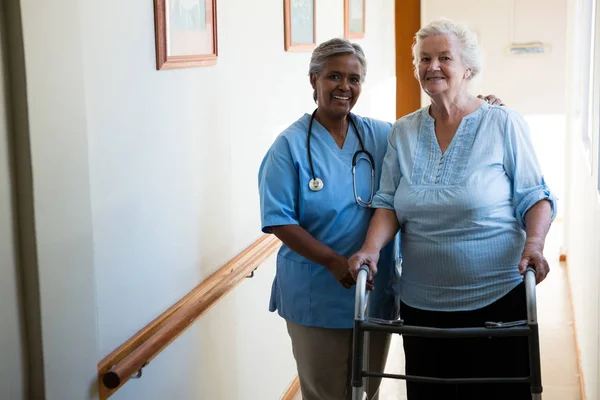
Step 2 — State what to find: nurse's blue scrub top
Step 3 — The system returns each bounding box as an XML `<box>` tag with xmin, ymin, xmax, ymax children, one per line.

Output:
<box><xmin>258</xmin><ymin>113</ymin><xmax>399</xmax><ymax>329</ymax></box>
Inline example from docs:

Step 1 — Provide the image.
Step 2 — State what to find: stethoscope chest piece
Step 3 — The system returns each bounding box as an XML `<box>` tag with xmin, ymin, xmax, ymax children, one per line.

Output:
<box><xmin>309</xmin><ymin>178</ymin><xmax>324</xmax><ymax>191</ymax></box>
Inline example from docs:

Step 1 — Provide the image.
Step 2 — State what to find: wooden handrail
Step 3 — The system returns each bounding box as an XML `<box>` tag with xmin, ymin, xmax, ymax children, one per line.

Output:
<box><xmin>97</xmin><ymin>234</ymin><xmax>281</xmax><ymax>399</ymax></box>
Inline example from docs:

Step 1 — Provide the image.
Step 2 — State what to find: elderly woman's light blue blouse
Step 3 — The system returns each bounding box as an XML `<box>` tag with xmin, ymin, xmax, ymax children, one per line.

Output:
<box><xmin>373</xmin><ymin>102</ymin><xmax>557</xmax><ymax>312</ymax></box>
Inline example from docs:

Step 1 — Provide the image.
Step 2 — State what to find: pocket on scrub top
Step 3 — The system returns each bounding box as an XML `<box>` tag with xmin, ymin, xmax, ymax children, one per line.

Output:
<box><xmin>275</xmin><ymin>254</ymin><xmax>311</xmax><ymax>322</ymax></box>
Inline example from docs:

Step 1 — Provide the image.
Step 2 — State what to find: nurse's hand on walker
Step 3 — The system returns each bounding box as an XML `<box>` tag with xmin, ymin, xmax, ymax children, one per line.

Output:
<box><xmin>348</xmin><ymin>247</ymin><xmax>380</xmax><ymax>290</ymax></box>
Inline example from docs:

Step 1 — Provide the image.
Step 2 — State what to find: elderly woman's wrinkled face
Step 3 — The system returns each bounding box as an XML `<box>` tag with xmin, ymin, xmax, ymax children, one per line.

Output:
<box><xmin>417</xmin><ymin>34</ymin><xmax>470</xmax><ymax>98</ymax></box>
<box><xmin>310</xmin><ymin>54</ymin><xmax>362</xmax><ymax>120</ymax></box>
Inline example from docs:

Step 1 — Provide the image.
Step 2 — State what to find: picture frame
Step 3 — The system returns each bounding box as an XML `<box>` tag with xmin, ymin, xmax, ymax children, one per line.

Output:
<box><xmin>344</xmin><ymin>0</ymin><xmax>365</xmax><ymax>39</ymax></box>
<box><xmin>283</xmin><ymin>0</ymin><xmax>316</xmax><ymax>52</ymax></box>
<box><xmin>154</xmin><ymin>0</ymin><xmax>218</xmax><ymax>70</ymax></box>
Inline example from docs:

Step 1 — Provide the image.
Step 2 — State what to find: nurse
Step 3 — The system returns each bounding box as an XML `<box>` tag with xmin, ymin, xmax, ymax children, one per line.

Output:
<box><xmin>258</xmin><ymin>38</ymin><xmax>397</xmax><ymax>400</ymax></box>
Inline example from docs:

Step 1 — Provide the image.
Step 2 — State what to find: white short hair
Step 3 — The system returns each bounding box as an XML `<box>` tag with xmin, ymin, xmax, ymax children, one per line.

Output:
<box><xmin>412</xmin><ymin>18</ymin><xmax>483</xmax><ymax>80</ymax></box>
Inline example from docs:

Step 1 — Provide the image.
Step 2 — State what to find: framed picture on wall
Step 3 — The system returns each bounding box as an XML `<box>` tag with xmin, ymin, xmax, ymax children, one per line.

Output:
<box><xmin>283</xmin><ymin>0</ymin><xmax>316</xmax><ymax>52</ymax></box>
<box><xmin>154</xmin><ymin>0</ymin><xmax>218</xmax><ymax>70</ymax></box>
<box><xmin>344</xmin><ymin>0</ymin><xmax>365</xmax><ymax>39</ymax></box>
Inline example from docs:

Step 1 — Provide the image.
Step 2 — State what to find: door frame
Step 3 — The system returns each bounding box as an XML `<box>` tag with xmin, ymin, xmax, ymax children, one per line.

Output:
<box><xmin>395</xmin><ymin>0</ymin><xmax>422</xmax><ymax>119</ymax></box>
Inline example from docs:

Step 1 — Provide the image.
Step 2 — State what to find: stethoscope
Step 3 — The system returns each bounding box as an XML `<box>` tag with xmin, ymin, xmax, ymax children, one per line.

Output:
<box><xmin>306</xmin><ymin>109</ymin><xmax>375</xmax><ymax>208</ymax></box>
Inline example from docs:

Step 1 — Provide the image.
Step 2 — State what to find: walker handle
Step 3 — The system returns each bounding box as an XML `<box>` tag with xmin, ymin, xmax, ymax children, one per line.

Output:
<box><xmin>352</xmin><ymin>265</ymin><xmax>371</xmax><ymax>399</ymax></box>
<box><xmin>354</xmin><ymin>265</ymin><xmax>370</xmax><ymax>321</ymax></box>
<box><xmin>524</xmin><ymin>266</ymin><xmax>537</xmax><ymax>324</ymax></box>
<box><xmin>524</xmin><ymin>265</ymin><xmax>543</xmax><ymax>396</ymax></box>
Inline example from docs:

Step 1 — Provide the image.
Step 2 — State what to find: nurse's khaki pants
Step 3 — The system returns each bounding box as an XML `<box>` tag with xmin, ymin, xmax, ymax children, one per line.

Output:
<box><xmin>286</xmin><ymin>320</ymin><xmax>391</xmax><ymax>400</ymax></box>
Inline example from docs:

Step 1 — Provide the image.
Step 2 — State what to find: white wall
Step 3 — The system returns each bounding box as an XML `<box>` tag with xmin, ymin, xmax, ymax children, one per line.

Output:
<box><xmin>12</xmin><ymin>0</ymin><xmax>396</xmax><ymax>399</ymax></box>
<box><xmin>17</xmin><ymin>0</ymin><xmax>100</xmax><ymax>398</ymax></box>
<box><xmin>421</xmin><ymin>0</ymin><xmax>567</xmax><ymax>116</ymax></box>
<box><xmin>564</xmin><ymin>0</ymin><xmax>600</xmax><ymax>397</ymax></box>
<box><xmin>0</xmin><ymin>4</ymin><xmax>25</xmax><ymax>399</ymax></box>
<box><xmin>563</xmin><ymin>150</ymin><xmax>600</xmax><ymax>400</ymax></box>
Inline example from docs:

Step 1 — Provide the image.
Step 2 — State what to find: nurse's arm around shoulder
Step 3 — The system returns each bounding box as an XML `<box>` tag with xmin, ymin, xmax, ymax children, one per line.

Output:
<box><xmin>348</xmin><ymin>209</ymin><xmax>399</xmax><ymax>285</ymax></box>
<box><xmin>270</xmin><ymin>225</ymin><xmax>359</xmax><ymax>289</ymax></box>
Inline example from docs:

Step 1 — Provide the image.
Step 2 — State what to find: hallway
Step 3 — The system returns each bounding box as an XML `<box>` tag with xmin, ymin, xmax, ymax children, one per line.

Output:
<box><xmin>378</xmin><ymin>223</ymin><xmax>582</xmax><ymax>399</ymax></box>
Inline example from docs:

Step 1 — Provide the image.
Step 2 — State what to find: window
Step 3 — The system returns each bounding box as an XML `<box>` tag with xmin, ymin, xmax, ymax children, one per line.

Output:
<box><xmin>574</xmin><ymin>0</ymin><xmax>600</xmax><ymax>177</ymax></box>
<box><xmin>582</xmin><ymin>0</ymin><xmax>596</xmax><ymax>154</ymax></box>
<box><xmin>592</xmin><ymin>0</ymin><xmax>600</xmax><ymax>189</ymax></box>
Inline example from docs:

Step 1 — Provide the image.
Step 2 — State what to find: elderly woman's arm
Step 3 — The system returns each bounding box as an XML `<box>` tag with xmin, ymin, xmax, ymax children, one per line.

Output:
<box><xmin>348</xmin><ymin>209</ymin><xmax>399</xmax><ymax>283</ymax></box>
<box><xmin>519</xmin><ymin>199</ymin><xmax>553</xmax><ymax>283</ymax></box>
<box><xmin>503</xmin><ymin>110</ymin><xmax>557</xmax><ymax>284</ymax></box>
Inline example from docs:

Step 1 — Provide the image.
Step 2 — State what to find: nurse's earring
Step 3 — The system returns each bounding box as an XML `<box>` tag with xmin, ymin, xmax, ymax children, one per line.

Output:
<box><xmin>309</xmin><ymin>178</ymin><xmax>324</xmax><ymax>191</ymax></box>
<box><xmin>310</xmin><ymin>74</ymin><xmax>318</xmax><ymax>104</ymax></box>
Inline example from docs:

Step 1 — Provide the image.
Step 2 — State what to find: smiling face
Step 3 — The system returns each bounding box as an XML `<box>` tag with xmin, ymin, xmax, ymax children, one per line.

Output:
<box><xmin>417</xmin><ymin>34</ymin><xmax>471</xmax><ymax>98</ymax></box>
<box><xmin>310</xmin><ymin>54</ymin><xmax>363</xmax><ymax>120</ymax></box>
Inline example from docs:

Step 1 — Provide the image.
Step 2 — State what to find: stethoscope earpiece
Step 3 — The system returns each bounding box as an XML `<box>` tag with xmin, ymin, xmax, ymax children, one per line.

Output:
<box><xmin>309</xmin><ymin>178</ymin><xmax>324</xmax><ymax>191</ymax></box>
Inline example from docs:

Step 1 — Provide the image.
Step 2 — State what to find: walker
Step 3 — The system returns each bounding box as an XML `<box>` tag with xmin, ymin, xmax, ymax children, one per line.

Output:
<box><xmin>351</xmin><ymin>265</ymin><xmax>543</xmax><ymax>400</ymax></box>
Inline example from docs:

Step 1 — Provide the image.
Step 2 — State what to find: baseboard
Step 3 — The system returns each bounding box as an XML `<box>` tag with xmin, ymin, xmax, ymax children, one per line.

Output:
<box><xmin>563</xmin><ymin>260</ymin><xmax>586</xmax><ymax>400</ymax></box>
<box><xmin>281</xmin><ymin>376</ymin><xmax>300</xmax><ymax>400</ymax></box>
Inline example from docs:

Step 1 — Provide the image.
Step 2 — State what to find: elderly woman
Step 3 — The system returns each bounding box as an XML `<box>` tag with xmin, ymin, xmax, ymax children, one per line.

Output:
<box><xmin>349</xmin><ymin>18</ymin><xmax>556</xmax><ymax>400</ymax></box>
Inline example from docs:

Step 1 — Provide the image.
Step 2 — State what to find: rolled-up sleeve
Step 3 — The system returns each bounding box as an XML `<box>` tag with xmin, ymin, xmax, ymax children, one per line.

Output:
<box><xmin>503</xmin><ymin>111</ymin><xmax>557</xmax><ymax>228</ymax></box>
<box><xmin>258</xmin><ymin>137</ymin><xmax>299</xmax><ymax>233</ymax></box>
<box><xmin>372</xmin><ymin>124</ymin><xmax>403</xmax><ymax>210</ymax></box>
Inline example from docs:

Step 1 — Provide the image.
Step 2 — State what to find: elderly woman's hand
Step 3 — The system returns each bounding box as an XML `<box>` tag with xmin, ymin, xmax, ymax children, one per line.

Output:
<box><xmin>478</xmin><ymin>94</ymin><xmax>505</xmax><ymax>106</ymax></box>
<box><xmin>348</xmin><ymin>247</ymin><xmax>380</xmax><ymax>290</ymax></box>
<box><xmin>518</xmin><ymin>238</ymin><xmax>550</xmax><ymax>284</ymax></box>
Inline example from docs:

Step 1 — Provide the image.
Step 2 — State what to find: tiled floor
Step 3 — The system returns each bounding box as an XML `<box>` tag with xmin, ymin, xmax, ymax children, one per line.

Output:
<box><xmin>292</xmin><ymin>223</ymin><xmax>582</xmax><ymax>399</ymax></box>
